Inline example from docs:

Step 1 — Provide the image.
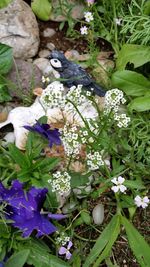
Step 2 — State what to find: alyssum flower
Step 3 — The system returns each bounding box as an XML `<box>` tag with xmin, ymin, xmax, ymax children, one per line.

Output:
<box><xmin>84</xmin><ymin>12</ymin><xmax>94</xmax><ymax>23</ymax></box>
<box><xmin>111</xmin><ymin>176</ymin><xmax>127</xmax><ymax>193</ymax></box>
<box><xmin>24</xmin><ymin>121</ymin><xmax>61</xmax><ymax>148</ymax></box>
<box><xmin>0</xmin><ymin>180</ymin><xmax>66</xmax><ymax>237</ymax></box>
<box><xmin>80</xmin><ymin>26</ymin><xmax>88</xmax><ymax>35</ymax></box>
<box><xmin>134</xmin><ymin>195</ymin><xmax>149</xmax><ymax>209</ymax></box>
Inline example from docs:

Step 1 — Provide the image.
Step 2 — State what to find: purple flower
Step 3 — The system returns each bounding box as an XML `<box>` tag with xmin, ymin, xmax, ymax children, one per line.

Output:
<box><xmin>24</xmin><ymin>121</ymin><xmax>61</xmax><ymax>148</ymax></box>
<box><xmin>59</xmin><ymin>241</ymin><xmax>73</xmax><ymax>260</ymax></box>
<box><xmin>0</xmin><ymin>180</ymin><xmax>65</xmax><ymax>237</ymax></box>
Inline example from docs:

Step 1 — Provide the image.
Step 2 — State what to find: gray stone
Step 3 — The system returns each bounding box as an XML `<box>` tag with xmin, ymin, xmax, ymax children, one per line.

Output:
<box><xmin>46</xmin><ymin>42</ymin><xmax>55</xmax><ymax>51</ymax></box>
<box><xmin>92</xmin><ymin>204</ymin><xmax>104</xmax><ymax>225</ymax></box>
<box><xmin>38</xmin><ymin>49</ymin><xmax>50</xmax><ymax>58</ymax></box>
<box><xmin>43</xmin><ymin>28</ymin><xmax>56</xmax><ymax>38</ymax></box>
<box><xmin>6</xmin><ymin>59</ymin><xmax>42</xmax><ymax>98</ymax></box>
<box><xmin>33</xmin><ymin>58</ymin><xmax>53</xmax><ymax>75</ymax></box>
<box><xmin>0</xmin><ymin>0</ymin><xmax>39</xmax><ymax>59</ymax></box>
<box><xmin>50</xmin><ymin>0</ymin><xmax>84</xmax><ymax>21</ymax></box>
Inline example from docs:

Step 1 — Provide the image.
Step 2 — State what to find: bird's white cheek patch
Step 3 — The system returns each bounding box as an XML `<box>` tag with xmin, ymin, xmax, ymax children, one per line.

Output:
<box><xmin>50</xmin><ymin>59</ymin><xmax>62</xmax><ymax>68</ymax></box>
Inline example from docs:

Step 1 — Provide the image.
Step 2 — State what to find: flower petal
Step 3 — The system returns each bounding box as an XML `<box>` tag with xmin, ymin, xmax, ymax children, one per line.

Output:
<box><xmin>143</xmin><ymin>196</ymin><xmax>149</xmax><ymax>204</ymax></box>
<box><xmin>59</xmin><ymin>247</ymin><xmax>67</xmax><ymax>255</ymax></box>
<box><xmin>67</xmin><ymin>241</ymin><xmax>73</xmax><ymax>250</ymax></box>
<box><xmin>117</xmin><ymin>176</ymin><xmax>125</xmax><ymax>184</ymax></box>
<box><xmin>111</xmin><ymin>178</ymin><xmax>118</xmax><ymax>185</ymax></box>
<box><xmin>111</xmin><ymin>186</ymin><xmax>119</xmax><ymax>193</ymax></box>
<box><xmin>66</xmin><ymin>251</ymin><xmax>72</xmax><ymax>260</ymax></box>
<box><xmin>119</xmin><ymin>185</ymin><xmax>127</xmax><ymax>193</ymax></box>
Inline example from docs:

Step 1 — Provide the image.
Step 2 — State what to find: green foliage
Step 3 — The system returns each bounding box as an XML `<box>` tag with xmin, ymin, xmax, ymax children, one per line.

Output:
<box><xmin>116</xmin><ymin>44</ymin><xmax>150</xmax><ymax>70</ymax></box>
<box><xmin>121</xmin><ymin>216</ymin><xmax>150</xmax><ymax>267</ymax></box>
<box><xmin>0</xmin><ymin>0</ymin><xmax>11</xmax><ymax>9</ymax></box>
<box><xmin>83</xmin><ymin>215</ymin><xmax>120</xmax><ymax>267</ymax></box>
<box><xmin>5</xmin><ymin>250</ymin><xmax>30</xmax><ymax>267</ymax></box>
<box><xmin>31</xmin><ymin>0</ymin><xmax>52</xmax><ymax>21</ymax></box>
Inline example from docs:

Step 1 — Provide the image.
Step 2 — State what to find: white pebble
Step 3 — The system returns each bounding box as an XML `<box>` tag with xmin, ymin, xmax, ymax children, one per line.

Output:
<box><xmin>92</xmin><ymin>204</ymin><xmax>104</xmax><ymax>225</ymax></box>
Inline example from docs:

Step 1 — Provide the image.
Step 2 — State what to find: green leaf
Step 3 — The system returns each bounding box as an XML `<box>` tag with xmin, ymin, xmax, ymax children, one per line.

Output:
<box><xmin>33</xmin><ymin>157</ymin><xmax>60</xmax><ymax>172</ymax></box>
<box><xmin>124</xmin><ymin>180</ymin><xmax>145</xmax><ymax>190</ymax></box>
<box><xmin>81</xmin><ymin>210</ymin><xmax>91</xmax><ymax>225</ymax></box>
<box><xmin>121</xmin><ymin>216</ymin><xmax>150</xmax><ymax>267</ymax></box>
<box><xmin>111</xmin><ymin>70</ymin><xmax>150</xmax><ymax>96</ymax></box>
<box><xmin>0</xmin><ymin>43</ymin><xmax>13</xmax><ymax>74</ymax></box>
<box><xmin>83</xmin><ymin>214</ymin><xmax>120</xmax><ymax>267</ymax></box>
<box><xmin>0</xmin><ymin>84</ymin><xmax>11</xmax><ymax>103</ymax></box>
<box><xmin>8</xmin><ymin>143</ymin><xmax>30</xmax><ymax>169</ymax></box>
<box><xmin>128</xmin><ymin>96</ymin><xmax>150</xmax><ymax>112</ymax></box>
<box><xmin>5</xmin><ymin>249</ymin><xmax>30</xmax><ymax>267</ymax></box>
<box><xmin>70</xmin><ymin>172</ymin><xmax>91</xmax><ymax>188</ymax></box>
<box><xmin>116</xmin><ymin>44</ymin><xmax>150</xmax><ymax>70</ymax></box>
<box><xmin>31</xmin><ymin>0</ymin><xmax>52</xmax><ymax>21</ymax></box>
<box><xmin>0</xmin><ymin>0</ymin><xmax>11</xmax><ymax>9</ymax></box>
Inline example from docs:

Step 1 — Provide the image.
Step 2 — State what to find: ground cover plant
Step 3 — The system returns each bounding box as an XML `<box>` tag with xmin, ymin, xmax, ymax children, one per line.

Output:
<box><xmin>0</xmin><ymin>0</ymin><xmax>150</xmax><ymax>267</ymax></box>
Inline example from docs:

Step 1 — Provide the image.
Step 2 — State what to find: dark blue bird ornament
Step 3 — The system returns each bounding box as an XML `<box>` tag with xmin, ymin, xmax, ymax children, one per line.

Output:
<box><xmin>48</xmin><ymin>50</ymin><xmax>106</xmax><ymax>97</ymax></box>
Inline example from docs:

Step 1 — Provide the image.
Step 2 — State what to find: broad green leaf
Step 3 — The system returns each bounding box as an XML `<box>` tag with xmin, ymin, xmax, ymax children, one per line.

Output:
<box><xmin>31</xmin><ymin>0</ymin><xmax>52</xmax><ymax>21</ymax></box>
<box><xmin>5</xmin><ymin>249</ymin><xmax>30</xmax><ymax>267</ymax></box>
<box><xmin>116</xmin><ymin>44</ymin><xmax>150</xmax><ymax>70</ymax></box>
<box><xmin>8</xmin><ymin>143</ymin><xmax>30</xmax><ymax>169</ymax></box>
<box><xmin>0</xmin><ymin>0</ymin><xmax>11</xmax><ymax>9</ymax></box>
<box><xmin>0</xmin><ymin>43</ymin><xmax>13</xmax><ymax>74</ymax></box>
<box><xmin>121</xmin><ymin>216</ymin><xmax>150</xmax><ymax>267</ymax></box>
<box><xmin>124</xmin><ymin>180</ymin><xmax>145</xmax><ymax>190</ymax></box>
<box><xmin>83</xmin><ymin>214</ymin><xmax>120</xmax><ymax>267</ymax></box>
<box><xmin>33</xmin><ymin>157</ymin><xmax>60</xmax><ymax>172</ymax></box>
<box><xmin>0</xmin><ymin>84</ymin><xmax>11</xmax><ymax>102</ymax></box>
<box><xmin>111</xmin><ymin>70</ymin><xmax>150</xmax><ymax>96</ymax></box>
<box><xmin>81</xmin><ymin>210</ymin><xmax>91</xmax><ymax>225</ymax></box>
<box><xmin>70</xmin><ymin>172</ymin><xmax>91</xmax><ymax>188</ymax></box>
<box><xmin>128</xmin><ymin>96</ymin><xmax>150</xmax><ymax>112</ymax></box>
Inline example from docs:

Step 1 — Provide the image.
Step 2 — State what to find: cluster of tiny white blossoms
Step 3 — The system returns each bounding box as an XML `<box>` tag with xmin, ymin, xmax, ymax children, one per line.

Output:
<box><xmin>56</xmin><ymin>232</ymin><xmax>70</xmax><ymax>246</ymax></box>
<box><xmin>104</xmin><ymin>88</ymin><xmax>126</xmax><ymax>113</ymax></box>
<box><xmin>104</xmin><ymin>88</ymin><xmax>130</xmax><ymax>128</ymax></box>
<box><xmin>48</xmin><ymin>171</ymin><xmax>71</xmax><ymax>195</ymax></box>
<box><xmin>61</xmin><ymin>124</ymin><xmax>81</xmax><ymax>158</ymax></box>
<box><xmin>111</xmin><ymin>176</ymin><xmax>127</xmax><ymax>193</ymax></box>
<box><xmin>114</xmin><ymin>113</ymin><xmax>131</xmax><ymax>128</ymax></box>
<box><xmin>87</xmin><ymin>151</ymin><xmax>104</xmax><ymax>170</ymax></box>
<box><xmin>66</xmin><ymin>85</ymin><xmax>87</xmax><ymax>108</ymax></box>
<box><xmin>134</xmin><ymin>195</ymin><xmax>149</xmax><ymax>209</ymax></box>
<box><xmin>40</xmin><ymin>82</ymin><xmax>66</xmax><ymax>109</ymax></box>
<box><xmin>80</xmin><ymin>11</ymin><xmax>94</xmax><ymax>35</ymax></box>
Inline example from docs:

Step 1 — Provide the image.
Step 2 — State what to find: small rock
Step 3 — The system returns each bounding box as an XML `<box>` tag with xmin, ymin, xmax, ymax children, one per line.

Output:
<box><xmin>46</xmin><ymin>42</ymin><xmax>55</xmax><ymax>51</ymax></box>
<box><xmin>43</xmin><ymin>28</ymin><xmax>56</xmax><ymax>38</ymax></box>
<box><xmin>38</xmin><ymin>49</ymin><xmax>50</xmax><ymax>58</ymax></box>
<box><xmin>92</xmin><ymin>204</ymin><xmax>104</xmax><ymax>225</ymax></box>
<box><xmin>65</xmin><ymin>50</ymin><xmax>80</xmax><ymax>60</ymax></box>
<box><xmin>33</xmin><ymin>58</ymin><xmax>53</xmax><ymax>75</ymax></box>
<box><xmin>0</xmin><ymin>0</ymin><xmax>39</xmax><ymax>59</ymax></box>
<box><xmin>6</xmin><ymin>59</ymin><xmax>42</xmax><ymax>98</ymax></box>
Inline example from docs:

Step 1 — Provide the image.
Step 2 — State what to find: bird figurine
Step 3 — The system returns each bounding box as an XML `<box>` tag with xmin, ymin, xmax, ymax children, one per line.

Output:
<box><xmin>48</xmin><ymin>50</ymin><xmax>106</xmax><ymax>97</ymax></box>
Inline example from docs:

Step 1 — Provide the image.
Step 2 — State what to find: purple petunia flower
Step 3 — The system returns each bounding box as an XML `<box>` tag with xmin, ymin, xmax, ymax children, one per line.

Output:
<box><xmin>0</xmin><ymin>180</ymin><xmax>65</xmax><ymax>237</ymax></box>
<box><xmin>59</xmin><ymin>241</ymin><xmax>73</xmax><ymax>260</ymax></box>
<box><xmin>24</xmin><ymin>121</ymin><xmax>61</xmax><ymax>148</ymax></box>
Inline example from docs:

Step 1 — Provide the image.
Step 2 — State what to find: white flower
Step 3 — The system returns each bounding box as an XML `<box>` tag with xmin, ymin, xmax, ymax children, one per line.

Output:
<box><xmin>48</xmin><ymin>171</ymin><xmax>71</xmax><ymax>195</ymax></box>
<box><xmin>111</xmin><ymin>176</ymin><xmax>127</xmax><ymax>193</ymax></box>
<box><xmin>80</xmin><ymin>26</ymin><xmax>88</xmax><ymax>35</ymax></box>
<box><xmin>104</xmin><ymin>88</ymin><xmax>126</xmax><ymax>114</ymax></box>
<box><xmin>114</xmin><ymin>18</ymin><xmax>122</xmax><ymax>26</ymax></box>
<box><xmin>114</xmin><ymin>113</ymin><xmax>130</xmax><ymax>128</ymax></box>
<box><xmin>134</xmin><ymin>195</ymin><xmax>149</xmax><ymax>209</ymax></box>
<box><xmin>87</xmin><ymin>151</ymin><xmax>104</xmax><ymax>170</ymax></box>
<box><xmin>84</xmin><ymin>12</ymin><xmax>94</xmax><ymax>23</ymax></box>
<box><xmin>86</xmin><ymin>0</ymin><xmax>95</xmax><ymax>6</ymax></box>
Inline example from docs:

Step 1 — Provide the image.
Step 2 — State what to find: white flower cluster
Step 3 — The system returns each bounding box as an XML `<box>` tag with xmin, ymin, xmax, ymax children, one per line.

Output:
<box><xmin>114</xmin><ymin>113</ymin><xmax>131</xmax><ymax>128</ymax></box>
<box><xmin>66</xmin><ymin>85</ymin><xmax>87</xmax><ymax>108</ymax></box>
<box><xmin>56</xmin><ymin>232</ymin><xmax>70</xmax><ymax>246</ymax></box>
<box><xmin>40</xmin><ymin>82</ymin><xmax>66</xmax><ymax>109</ymax></box>
<box><xmin>48</xmin><ymin>171</ymin><xmax>71</xmax><ymax>195</ymax></box>
<box><xmin>104</xmin><ymin>88</ymin><xmax>126</xmax><ymax>113</ymax></box>
<box><xmin>87</xmin><ymin>151</ymin><xmax>104</xmax><ymax>170</ymax></box>
<box><xmin>104</xmin><ymin>88</ymin><xmax>130</xmax><ymax>128</ymax></box>
<box><xmin>61</xmin><ymin>124</ymin><xmax>81</xmax><ymax>158</ymax></box>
